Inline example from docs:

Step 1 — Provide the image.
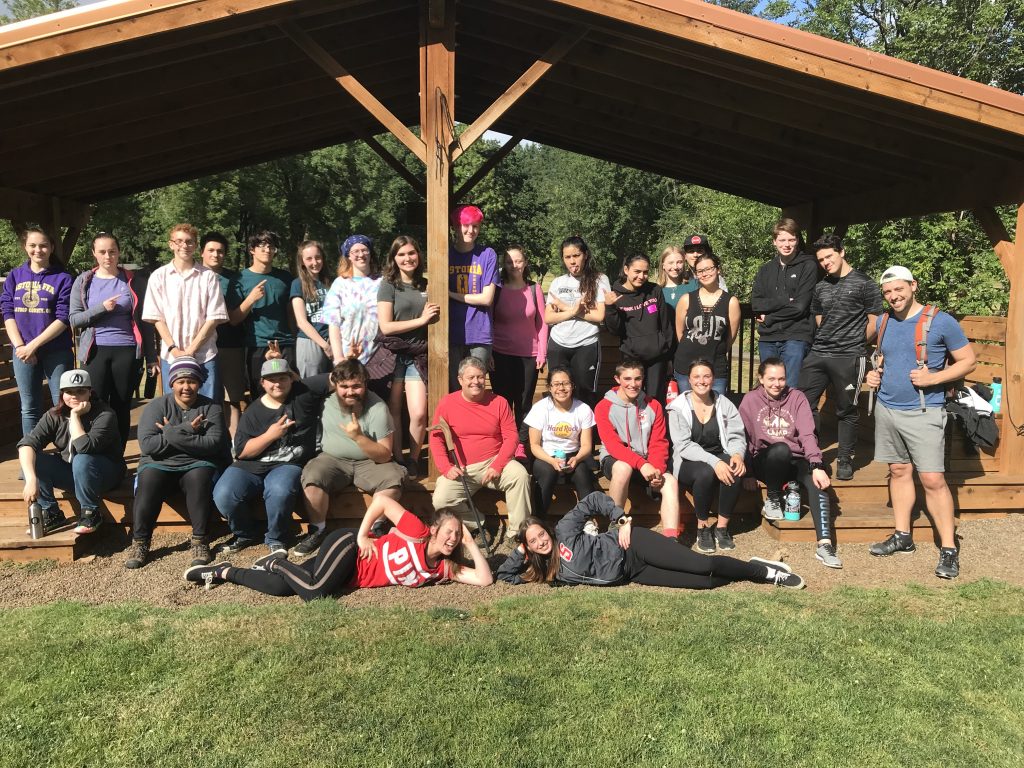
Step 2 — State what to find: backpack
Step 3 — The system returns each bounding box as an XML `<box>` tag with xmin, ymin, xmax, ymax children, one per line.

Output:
<box><xmin>873</xmin><ymin>305</ymin><xmax>938</xmax><ymax>412</ymax></box>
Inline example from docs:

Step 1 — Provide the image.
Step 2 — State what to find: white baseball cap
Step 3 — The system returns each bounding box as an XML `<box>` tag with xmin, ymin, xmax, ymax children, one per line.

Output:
<box><xmin>58</xmin><ymin>369</ymin><xmax>91</xmax><ymax>390</ymax></box>
<box><xmin>879</xmin><ymin>265</ymin><xmax>915</xmax><ymax>285</ymax></box>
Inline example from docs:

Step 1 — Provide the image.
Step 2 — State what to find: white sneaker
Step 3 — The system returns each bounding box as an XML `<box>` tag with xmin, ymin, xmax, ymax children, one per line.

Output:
<box><xmin>762</xmin><ymin>493</ymin><xmax>784</xmax><ymax>521</ymax></box>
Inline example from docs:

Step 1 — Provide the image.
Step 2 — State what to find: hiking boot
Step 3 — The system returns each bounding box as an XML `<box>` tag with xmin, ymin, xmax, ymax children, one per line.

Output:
<box><xmin>695</xmin><ymin>527</ymin><xmax>715</xmax><ymax>554</ymax></box>
<box><xmin>292</xmin><ymin>527</ymin><xmax>328</xmax><ymax>558</ymax></box>
<box><xmin>73</xmin><ymin>509</ymin><xmax>102</xmax><ymax>535</ymax></box>
<box><xmin>749</xmin><ymin>557</ymin><xmax>804</xmax><ymax>589</ymax></box>
<box><xmin>869</xmin><ymin>532</ymin><xmax>916</xmax><ymax>557</ymax></box>
<box><xmin>836</xmin><ymin>458</ymin><xmax>854</xmax><ymax>481</ymax></box>
<box><xmin>184</xmin><ymin>561</ymin><xmax>230</xmax><ymax>588</ymax></box>
<box><xmin>762</xmin><ymin>492</ymin><xmax>784</xmax><ymax>521</ymax></box>
<box><xmin>218</xmin><ymin>535</ymin><xmax>259</xmax><ymax>555</ymax></box>
<box><xmin>815</xmin><ymin>542</ymin><xmax>843</xmax><ymax>569</ymax></box>
<box><xmin>42</xmin><ymin>507</ymin><xmax>68</xmax><ymax>534</ymax></box>
<box><xmin>935</xmin><ymin>549</ymin><xmax>960</xmax><ymax>580</ymax></box>
<box><xmin>714</xmin><ymin>527</ymin><xmax>736</xmax><ymax>551</ymax></box>
<box><xmin>190</xmin><ymin>537</ymin><xmax>212</xmax><ymax>566</ymax></box>
<box><xmin>124</xmin><ymin>539</ymin><xmax>150</xmax><ymax>570</ymax></box>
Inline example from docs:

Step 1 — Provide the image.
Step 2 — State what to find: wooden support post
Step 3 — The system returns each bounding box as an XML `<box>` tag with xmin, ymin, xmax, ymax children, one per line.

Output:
<box><xmin>451</xmin><ymin>27</ymin><xmax>586</xmax><ymax>161</ymax></box>
<box><xmin>422</xmin><ymin>0</ymin><xmax>456</xmax><ymax>479</ymax></box>
<box><xmin>453</xmin><ymin>127</ymin><xmax>530</xmax><ymax>203</ymax></box>
<box><xmin>362</xmin><ymin>135</ymin><xmax>426</xmax><ymax>198</ymax></box>
<box><xmin>1000</xmin><ymin>202</ymin><xmax>1024</xmax><ymax>476</ymax></box>
<box><xmin>60</xmin><ymin>205</ymin><xmax>93</xmax><ymax>263</ymax></box>
<box><xmin>973</xmin><ymin>207</ymin><xmax>1015</xmax><ymax>273</ymax></box>
<box><xmin>279</xmin><ymin>21</ymin><xmax>427</xmax><ymax>164</ymax></box>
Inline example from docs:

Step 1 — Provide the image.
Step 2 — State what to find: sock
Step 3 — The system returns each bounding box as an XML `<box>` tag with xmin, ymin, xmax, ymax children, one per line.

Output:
<box><xmin>662</xmin><ymin>528</ymin><xmax>679</xmax><ymax>539</ymax></box>
<box><xmin>895</xmin><ymin>530</ymin><xmax>912</xmax><ymax>538</ymax></box>
<box><xmin>761</xmin><ymin>566</ymin><xmax>778</xmax><ymax>582</ymax></box>
<box><xmin>311</xmin><ymin>521</ymin><xmax>326</xmax><ymax>533</ymax></box>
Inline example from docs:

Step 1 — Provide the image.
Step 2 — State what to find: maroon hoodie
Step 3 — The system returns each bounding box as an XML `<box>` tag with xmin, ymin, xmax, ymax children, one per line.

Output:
<box><xmin>738</xmin><ymin>385</ymin><xmax>822</xmax><ymax>464</ymax></box>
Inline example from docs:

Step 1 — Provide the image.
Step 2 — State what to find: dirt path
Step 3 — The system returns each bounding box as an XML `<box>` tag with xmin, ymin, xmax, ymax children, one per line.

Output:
<box><xmin>2</xmin><ymin>516</ymin><xmax>1021</xmax><ymax>611</ymax></box>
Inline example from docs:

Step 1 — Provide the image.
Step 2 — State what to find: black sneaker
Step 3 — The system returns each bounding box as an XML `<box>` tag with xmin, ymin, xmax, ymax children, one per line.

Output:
<box><xmin>184</xmin><ymin>561</ymin><xmax>230</xmax><ymax>588</ymax></box>
<box><xmin>695</xmin><ymin>527</ymin><xmax>715</xmax><ymax>553</ymax></box>
<box><xmin>252</xmin><ymin>552</ymin><xmax>283</xmax><ymax>571</ymax></box>
<box><xmin>935</xmin><ymin>549</ymin><xmax>960</xmax><ymax>579</ymax></box>
<box><xmin>218</xmin><ymin>536</ymin><xmax>259</xmax><ymax>555</ymax></box>
<box><xmin>749</xmin><ymin>556</ymin><xmax>804</xmax><ymax>589</ymax></box>
<box><xmin>42</xmin><ymin>507</ymin><xmax>68</xmax><ymax>534</ymax></box>
<box><xmin>869</xmin><ymin>532</ymin><xmax>916</xmax><ymax>557</ymax></box>
<box><xmin>190</xmin><ymin>537</ymin><xmax>212</xmax><ymax>566</ymax></box>
<box><xmin>836</xmin><ymin>458</ymin><xmax>854</xmax><ymax>481</ymax></box>
<box><xmin>714</xmin><ymin>527</ymin><xmax>736</xmax><ymax>551</ymax></box>
<box><xmin>292</xmin><ymin>527</ymin><xmax>328</xmax><ymax>558</ymax></box>
<box><xmin>371</xmin><ymin>519</ymin><xmax>393</xmax><ymax>538</ymax></box>
<box><xmin>124</xmin><ymin>539</ymin><xmax>149</xmax><ymax>570</ymax></box>
<box><xmin>73</xmin><ymin>509</ymin><xmax>102</xmax><ymax>535</ymax></box>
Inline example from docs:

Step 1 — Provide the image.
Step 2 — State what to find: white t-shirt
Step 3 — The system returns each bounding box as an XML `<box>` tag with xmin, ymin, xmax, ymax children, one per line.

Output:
<box><xmin>546</xmin><ymin>273</ymin><xmax>610</xmax><ymax>348</ymax></box>
<box><xmin>524</xmin><ymin>397</ymin><xmax>596</xmax><ymax>455</ymax></box>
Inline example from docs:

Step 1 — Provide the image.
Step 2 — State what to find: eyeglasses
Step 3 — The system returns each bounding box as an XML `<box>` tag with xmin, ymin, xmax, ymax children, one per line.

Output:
<box><xmin>254</xmin><ymin>243</ymin><xmax>277</xmax><ymax>251</ymax></box>
<box><xmin>171</xmin><ymin>239</ymin><xmax>195</xmax><ymax>248</ymax></box>
<box><xmin>550</xmin><ymin>382</ymin><xmax>572</xmax><ymax>389</ymax></box>
<box><xmin>695</xmin><ymin>267</ymin><xmax>717</xmax><ymax>276</ymax></box>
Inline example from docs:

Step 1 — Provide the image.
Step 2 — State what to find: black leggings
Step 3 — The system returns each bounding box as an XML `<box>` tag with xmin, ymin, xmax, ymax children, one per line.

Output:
<box><xmin>491</xmin><ymin>352</ymin><xmax>539</xmax><ymax>442</ymax></box>
<box><xmin>752</xmin><ymin>442</ymin><xmax>832</xmax><ymax>541</ymax></box>
<box><xmin>85</xmin><ymin>345</ymin><xmax>140</xmax><ymax>446</ymax></box>
<box><xmin>623</xmin><ymin>527</ymin><xmax>768</xmax><ymax>589</ymax></box>
<box><xmin>226</xmin><ymin>529</ymin><xmax>358</xmax><ymax>602</ymax></box>
<box><xmin>546</xmin><ymin>338</ymin><xmax>601</xmax><ymax>407</ymax></box>
<box><xmin>676</xmin><ymin>454</ymin><xmax>743</xmax><ymax>522</ymax></box>
<box><xmin>532</xmin><ymin>455</ymin><xmax>599</xmax><ymax>515</ymax></box>
<box><xmin>641</xmin><ymin>358</ymin><xmax>669</xmax><ymax>405</ymax></box>
<box><xmin>133</xmin><ymin>466</ymin><xmax>217</xmax><ymax>541</ymax></box>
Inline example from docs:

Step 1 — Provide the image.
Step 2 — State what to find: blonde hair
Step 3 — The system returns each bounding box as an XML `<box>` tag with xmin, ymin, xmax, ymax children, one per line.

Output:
<box><xmin>656</xmin><ymin>245</ymin><xmax>690</xmax><ymax>287</ymax></box>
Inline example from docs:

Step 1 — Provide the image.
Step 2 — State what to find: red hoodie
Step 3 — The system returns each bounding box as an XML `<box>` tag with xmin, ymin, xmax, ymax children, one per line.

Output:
<box><xmin>595</xmin><ymin>387</ymin><xmax>669</xmax><ymax>473</ymax></box>
<box><xmin>738</xmin><ymin>385</ymin><xmax>823</xmax><ymax>464</ymax></box>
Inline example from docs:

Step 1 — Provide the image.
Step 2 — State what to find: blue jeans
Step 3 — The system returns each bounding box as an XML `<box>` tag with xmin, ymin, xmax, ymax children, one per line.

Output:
<box><xmin>35</xmin><ymin>452</ymin><xmax>125</xmax><ymax>512</ymax></box>
<box><xmin>13</xmin><ymin>346</ymin><xmax>74</xmax><ymax>436</ymax></box>
<box><xmin>213</xmin><ymin>464</ymin><xmax>302</xmax><ymax>549</ymax></box>
<box><xmin>161</xmin><ymin>357</ymin><xmax>221</xmax><ymax>402</ymax></box>
<box><xmin>674</xmin><ymin>373</ymin><xmax>728</xmax><ymax>396</ymax></box>
<box><xmin>758</xmin><ymin>340</ymin><xmax>810</xmax><ymax>387</ymax></box>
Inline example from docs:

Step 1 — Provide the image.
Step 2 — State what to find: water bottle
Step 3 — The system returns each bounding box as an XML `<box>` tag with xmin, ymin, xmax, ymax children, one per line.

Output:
<box><xmin>28</xmin><ymin>503</ymin><xmax>44</xmax><ymax>539</ymax></box>
<box><xmin>990</xmin><ymin>377</ymin><xmax>1002</xmax><ymax>413</ymax></box>
<box><xmin>666</xmin><ymin>379</ymin><xmax>679</xmax><ymax>403</ymax></box>
<box><xmin>783</xmin><ymin>482</ymin><xmax>801</xmax><ymax>521</ymax></box>
<box><xmin>552</xmin><ymin>449</ymin><xmax>568</xmax><ymax>471</ymax></box>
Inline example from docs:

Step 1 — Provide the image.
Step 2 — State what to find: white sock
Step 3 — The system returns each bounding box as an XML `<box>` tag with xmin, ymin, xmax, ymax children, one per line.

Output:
<box><xmin>312</xmin><ymin>522</ymin><xmax>326</xmax><ymax>533</ymax></box>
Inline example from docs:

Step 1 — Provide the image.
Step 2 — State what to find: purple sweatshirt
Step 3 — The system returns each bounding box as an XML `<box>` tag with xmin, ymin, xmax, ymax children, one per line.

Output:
<box><xmin>738</xmin><ymin>385</ymin><xmax>822</xmax><ymax>464</ymax></box>
<box><xmin>1</xmin><ymin>262</ymin><xmax>73</xmax><ymax>353</ymax></box>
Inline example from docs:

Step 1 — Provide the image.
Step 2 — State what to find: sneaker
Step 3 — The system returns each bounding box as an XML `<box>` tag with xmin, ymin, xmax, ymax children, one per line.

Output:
<box><xmin>189</xmin><ymin>537</ymin><xmax>212</xmax><ymax>566</ymax></box>
<box><xmin>749</xmin><ymin>556</ymin><xmax>804</xmax><ymax>589</ymax></box>
<box><xmin>749</xmin><ymin>556</ymin><xmax>791</xmax><ymax>574</ymax></box>
<box><xmin>252</xmin><ymin>552</ymin><xmax>283</xmax><ymax>571</ymax></box>
<box><xmin>836</xmin><ymin>458</ymin><xmax>854</xmax><ymax>481</ymax></box>
<box><xmin>73</xmin><ymin>509</ymin><xmax>102</xmax><ymax>535</ymax></box>
<box><xmin>403</xmin><ymin>457</ymin><xmax>421</xmax><ymax>481</ymax></box>
<box><xmin>42</xmin><ymin>507</ymin><xmax>68</xmax><ymax>534</ymax></box>
<box><xmin>267</xmin><ymin>543</ymin><xmax>288</xmax><ymax>559</ymax></box>
<box><xmin>292</xmin><ymin>527</ymin><xmax>328</xmax><ymax>558</ymax></box>
<box><xmin>762</xmin><ymin>492</ymin><xmax>784</xmax><ymax>521</ymax></box>
<box><xmin>695</xmin><ymin>527</ymin><xmax>715</xmax><ymax>553</ymax></box>
<box><xmin>935</xmin><ymin>549</ymin><xmax>960</xmax><ymax>579</ymax></box>
<box><xmin>124</xmin><ymin>539</ymin><xmax>150</xmax><ymax>570</ymax></box>
<box><xmin>183</xmin><ymin>561</ymin><xmax>230</xmax><ymax>588</ymax></box>
<box><xmin>815</xmin><ymin>542</ymin><xmax>843</xmax><ymax>569</ymax></box>
<box><xmin>714</xmin><ymin>527</ymin><xmax>736</xmax><ymax>551</ymax></box>
<box><xmin>869</xmin><ymin>532</ymin><xmax>916</xmax><ymax>557</ymax></box>
<box><xmin>218</xmin><ymin>535</ymin><xmax>259</xmax><ymax>555</ymax></box>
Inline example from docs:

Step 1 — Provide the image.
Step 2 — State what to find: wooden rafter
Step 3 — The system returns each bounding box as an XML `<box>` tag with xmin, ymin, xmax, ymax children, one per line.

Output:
<box><xmin>973</xmin><ymin>207</ymin><xmax>1015</xmax><ymax>274</ymax></box>
<box><xmin>451</xmin><ymin>26</ymin><xmax>586</xmax><ymax>161</ymax></box>
<box><xmin>363</xmin><ymin>135</ymin><xmax>427</xmax><ymax>198</ymax></box>
<box><xmin>0</xmin><ymin>187</ymin><xmax>89</xmax><ymax>229</ymax></box>
<box><xmin>453</xmin><ymin>127</ymin><xmax>531</xmax><ymax>202</ymax></box>
<box><xmin>279</xmin><ymin>21</ymin><xmax>427</xmax><ymax>165</ymax></box>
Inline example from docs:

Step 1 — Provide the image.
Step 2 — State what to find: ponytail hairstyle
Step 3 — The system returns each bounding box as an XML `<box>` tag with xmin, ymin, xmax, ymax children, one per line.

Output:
<box><xmin>560</xmin><ymin>235</ymin><xmax>601</xmax><ymax>307</ymax></box>
<box><xmin>295</xmin><ymin>240</ymin><xmax>330</xmax><ymax>303</ymax></box>
<box><xmin>514</xmin><ymin>516</ymin><xmax>560</xmax><ymax>583</ymax></box>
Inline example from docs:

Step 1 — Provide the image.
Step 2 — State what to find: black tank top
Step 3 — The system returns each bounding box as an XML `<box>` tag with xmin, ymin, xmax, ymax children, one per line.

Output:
<box><xmin>675</xmin><ymin>290</ymin><xmax>731</xmax><ymax>379</ymax></box>
<box><xmin>690</xmin><ymin>403</ymin><xmax>724</xmax><ymax>454</ymax></box>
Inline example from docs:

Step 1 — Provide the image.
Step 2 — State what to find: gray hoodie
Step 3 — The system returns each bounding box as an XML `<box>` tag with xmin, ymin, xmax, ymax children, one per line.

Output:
<box><xmin>666</xmin><ymin>390</ymin><xmax>747</xmax><ymax>470</ymax></box>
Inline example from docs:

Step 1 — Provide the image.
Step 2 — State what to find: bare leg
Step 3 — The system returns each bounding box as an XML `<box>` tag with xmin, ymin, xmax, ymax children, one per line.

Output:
<box><xmin>608</xmin><ymin>461</ymin><xmax>633</xmax><ymax>508</ymax></box>
<box><xmin>303</xmin><ymin>484</ymin><xmax>330</xmax><ymax>526</ymax></box>
<box><xmin>405</xmin><ymin>379</ymin><xmax>428</xmax><ymax>463</ymax></box>
<box><xmin>919</xmin><ymin>471</ymin><xmax>956</xmax><ymax>548</ymax></box>
<box><xmin>658</xmin><ymin>473</ymin><xmax>680</xmax><ymax>532</ymax></box>
<box><xmin>888</xmin><ymin>463</ymin><xmax>917</xmax><ymax>532</ymax></box>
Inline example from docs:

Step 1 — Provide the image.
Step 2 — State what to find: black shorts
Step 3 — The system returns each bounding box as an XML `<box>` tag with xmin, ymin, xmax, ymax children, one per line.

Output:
<box><xmin>601</xmin><ymin>455</ymin><xmax>644</xmax><ymax>484</ymax></box>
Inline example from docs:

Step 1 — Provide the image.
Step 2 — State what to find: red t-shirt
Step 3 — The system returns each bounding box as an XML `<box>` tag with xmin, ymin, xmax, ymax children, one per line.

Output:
<box><xmin>428</xmin><ymin>391</ymin><xmax>518</xmax><ymax>474</ymax></box>
<box><xmin>354</xmin><ymin>511</ymin><xmax>453</xmax><ymax>588</ymax></box>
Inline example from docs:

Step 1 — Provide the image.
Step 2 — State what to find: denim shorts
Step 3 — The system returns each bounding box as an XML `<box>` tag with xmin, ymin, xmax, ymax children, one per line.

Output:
<box><xmin>392</xmin><ymin>354</ymin><xmax>421</xmax><ymax>382</ymax></box>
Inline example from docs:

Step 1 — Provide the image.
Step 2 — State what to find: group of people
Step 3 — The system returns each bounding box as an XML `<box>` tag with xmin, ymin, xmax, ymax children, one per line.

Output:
<box><xmin>4</xmin><ymin>206</ymin><xmax>975</xmax><ymax>593</ymax></box>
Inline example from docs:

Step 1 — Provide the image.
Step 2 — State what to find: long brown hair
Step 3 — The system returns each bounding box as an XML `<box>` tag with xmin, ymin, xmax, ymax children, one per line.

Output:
<box><xmin>381</xmin><ymin>235</ymin><xmax>425</xmax><ymax>288</ymax></box>
<box><xmin>295</xmin><ymin>240</ymin><xmax>329</xmax><ymax>302</ymax></box>
<box><xmin>560</xmin><ymin>235</ymin><xmax>601</xmax><ymax>307</ymax></box>
<box><xmin>514</xmin><ymin>517</ymin><xmax>560</xmax><ymax>584</ymax></box>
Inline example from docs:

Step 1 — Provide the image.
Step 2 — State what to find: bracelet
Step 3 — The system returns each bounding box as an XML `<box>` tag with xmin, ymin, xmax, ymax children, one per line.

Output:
<box><xmin>618</xmin><ymin>515</ymin><xmax>632</xmax><ymax>527</ymax></box>
<box><xmin>167</xmin><ymin>343</ymin><xmax>177</xmax><ymax>352</ymax></box>
<box><xmin>809</xmin><ymin>462</ymin><xmax>826</xmax><ymax>471</ymax></box>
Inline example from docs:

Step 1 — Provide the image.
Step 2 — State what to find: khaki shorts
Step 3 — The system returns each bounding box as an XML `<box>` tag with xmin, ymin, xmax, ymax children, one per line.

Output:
<box><xmin>301</xmin><ymin>452</ymin><xmax>406</xmax><ymax>495</ymax></box>
<box><xmin>873</xmin><ymin>404</ymin><xmax>947</xmax><ymax>473</ymax></box>
<box><xmin>218</xmin><ymin>347</ymin><xmax>247</xmax><ymax>403</ymax></box>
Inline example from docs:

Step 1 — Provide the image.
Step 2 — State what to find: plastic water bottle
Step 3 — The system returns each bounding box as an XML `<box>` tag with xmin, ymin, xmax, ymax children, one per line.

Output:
<box><xmin>28</xmin><ymin>503</ymin><xmax>44</xmax><ymax>539</ymax></box>
<box><xmin>783</xmin><ymin>482</ymin><xmax>801</xmax><ymax>521</ymax></box>
<box><xmin>552</xmin><ymin>449</ymin><xmax>568</xmax><ymax>471</ymax></box>
<box><xmin>666</xmin><ymin>379</ymin><xmax>679</xmax><ymax>403</ymax></box>
<box><xmin>991</xmin><ymin>377</ymin><xmax>1003</xmax><ymax>413</ymax></box>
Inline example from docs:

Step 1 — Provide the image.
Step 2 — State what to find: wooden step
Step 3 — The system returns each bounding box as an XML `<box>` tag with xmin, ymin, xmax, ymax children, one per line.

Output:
<box><xmin>0</xmin><ymin>522</ymin><xmax>80</xmax><ymax>562</ymax></box>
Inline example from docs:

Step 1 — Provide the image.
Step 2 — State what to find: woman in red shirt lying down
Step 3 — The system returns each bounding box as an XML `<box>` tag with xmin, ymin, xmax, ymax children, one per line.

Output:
<box><xmin>183</xmin><ymin>496</ymin><xmax>494</xmax><ymax>600</ymax></box>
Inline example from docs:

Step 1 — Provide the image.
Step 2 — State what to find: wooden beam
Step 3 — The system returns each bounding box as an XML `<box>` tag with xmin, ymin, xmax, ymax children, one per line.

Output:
<box><xmin>451</xmin><ymin>26</ymin><xmax>586</xmax><ymax>161</ymax></box>
<box><xmin>0</xmin><ymin>187</ymin><xmax>89</xmax><ymax>229</ymax></box>
<box><xmin>973</xmin><ymin>207</ymin><xmax>1015</xmax><ymax>274</ymax></box>
<box><xmin>428</xmin><ymin>0</ymin><xmax>446</xmax><ymax>29</ymax></box>
<box><xmin>362</xmin><ymin>135</ymin><xmax>426</xmax><ymax>198</ymax></box>
<box><xmin>421</xmin><ymin>0</ymin><xmax>455</xmax><ymax>480</ymax></box>
<box><xmin>279</xmin><ymin>21</ymin><xmax>426</xmax><ymax>164</ymax></box>
<box><xmin>60</xmin><ymin>206</ymin><xmax>93</xmax><ymax>264</ymax></box>
<box><xmin>1000</xmin><ymin>202</ymin><xmax>1024</xmax><ymax>476</ymax></box>
<box><xmin>453</xmin><ymin>128</ymin><xmax>530</xmax><ymax>202</ymax></box>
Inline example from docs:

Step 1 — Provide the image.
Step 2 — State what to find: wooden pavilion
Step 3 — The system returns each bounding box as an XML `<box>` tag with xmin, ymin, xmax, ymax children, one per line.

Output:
<box><xmin>0</xmin><ymin>0</ymin><xmax>1022</xmax><ymax>560</ymax></box>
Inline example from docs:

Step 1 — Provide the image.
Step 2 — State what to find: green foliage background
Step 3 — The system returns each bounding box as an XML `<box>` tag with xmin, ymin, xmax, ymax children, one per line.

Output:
<box><xmin>1</xmin><ymin>0</ymin><xmax>1019</xmax><ymax>314</ymax></box>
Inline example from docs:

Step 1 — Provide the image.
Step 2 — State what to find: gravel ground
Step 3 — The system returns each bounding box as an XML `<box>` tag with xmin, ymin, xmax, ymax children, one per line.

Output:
<box><xmin>2</xmin><ymin>516</ymin><xmax>1022</xmax><ymax>611</ymax></box>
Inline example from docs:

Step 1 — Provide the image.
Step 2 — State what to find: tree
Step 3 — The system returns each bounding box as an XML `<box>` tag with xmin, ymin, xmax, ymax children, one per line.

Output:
<box><xmin>0</xmin><ymin>0</ymin><xmax>76</xmax><ymax>24</ymax></box>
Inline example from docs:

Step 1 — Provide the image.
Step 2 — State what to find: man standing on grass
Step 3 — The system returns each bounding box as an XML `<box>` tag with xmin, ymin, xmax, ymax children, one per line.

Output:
<box><xmin>142</xmin><ymin>223</ymin><xmax>228</xmax><ymax>400</ymax></box>
<box><xmin>865</xmin><ymin>266</ymin><xmax>976</xmax><ymax>579</ymax></box>
<box><xmin>430</xmin><ymin>356</ymin><xmax>531</xmax><ymax>541</ymax></box>
<box><xmin>294</xmin><ymin>359</ymin><xmax>405</xmax><ymax>558</ymax></box>
<box><xmin>798</xmin><ymin>234</ymin><xmax>884</xmax><ymax>480</ymax></box>
<box><xmin>751</xmin><ymin>218</ymin><xmax>818</xmax><ymax>386</ymax></box>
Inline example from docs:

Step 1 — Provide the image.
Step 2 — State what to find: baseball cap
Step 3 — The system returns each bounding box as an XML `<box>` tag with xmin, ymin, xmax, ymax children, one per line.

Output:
<box><xmin>879</xmin><ymin>265</ymin><xmax>915</xmax><ymax>285</ymax></box>
<box><xmin>58</xmin><ymin>369</ymin><xmax>91</xmax><ymax>390</ymax></box>
<box><xmin>260</xmin><ymin>358</ymin><xmax>293</xmax><ymax>378</ymax></box>
<box><xmin>683</xmin><ymin>234</ymin><xmax>709</xmax><ymax>251</ymax></box>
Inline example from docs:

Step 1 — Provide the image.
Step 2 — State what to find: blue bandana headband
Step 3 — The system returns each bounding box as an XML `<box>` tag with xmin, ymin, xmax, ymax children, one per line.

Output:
<box><xmin>341</xmin><ymin>234</ymin><xmax>372</xmax><ymax>257</ymax></box>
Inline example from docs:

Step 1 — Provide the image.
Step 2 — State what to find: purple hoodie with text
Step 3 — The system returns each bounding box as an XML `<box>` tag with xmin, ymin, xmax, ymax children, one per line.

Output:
<box><xmin>738</xmin><ymin>385</ymin><xmax>822</xmax><ymax>464</ymax></box>
<box><xmin>0</xmin><ymin>262</ymin><xmax>73</xmax><ymax>353</ymax></box>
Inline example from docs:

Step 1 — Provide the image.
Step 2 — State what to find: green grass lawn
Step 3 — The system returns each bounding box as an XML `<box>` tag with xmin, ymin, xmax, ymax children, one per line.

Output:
<box><xmin>1</xmin><ymin>581</ymin><xmax>1022</xmax><ymax>768</ymax></box>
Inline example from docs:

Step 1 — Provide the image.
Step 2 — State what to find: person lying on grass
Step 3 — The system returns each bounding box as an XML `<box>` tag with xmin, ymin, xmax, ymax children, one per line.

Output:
<box><xmin>184</xmin><ymin>495</ymin><xmax>494</xmax><ymax>600</ymax></box>
<box><xmin>495</xmin><ymin>491</ymin><xmax>806</xmax><ymax>590</ymax></box>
